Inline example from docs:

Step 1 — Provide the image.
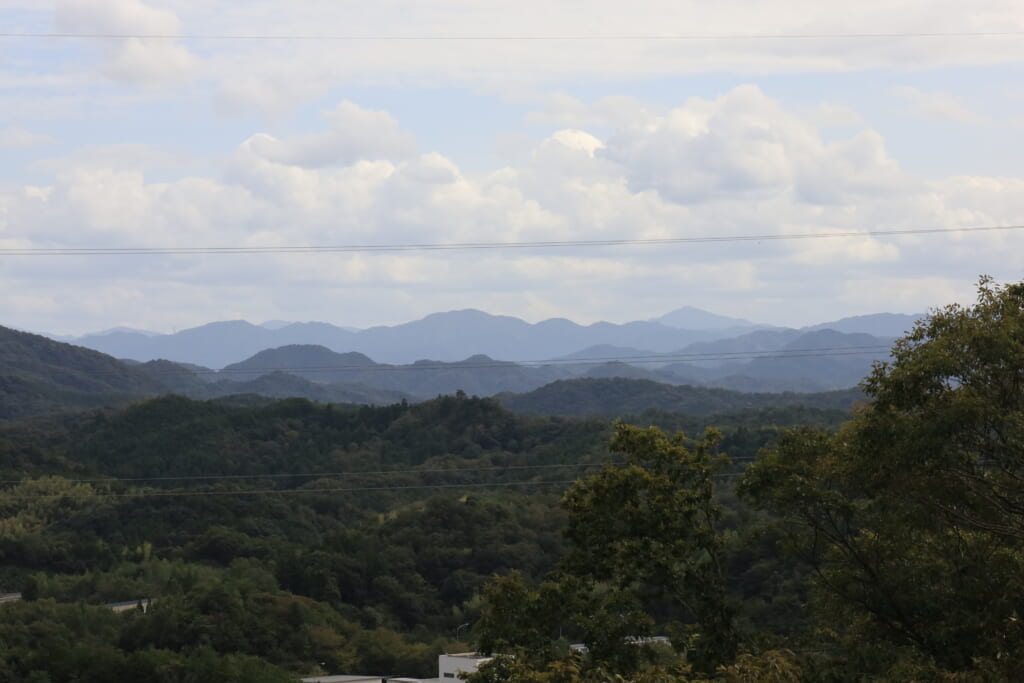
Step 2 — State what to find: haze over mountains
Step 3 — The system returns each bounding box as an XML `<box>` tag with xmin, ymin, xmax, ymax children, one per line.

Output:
<box><xmin>52</xmin><ymin>306</ymin><xmax>920</xmax><ymax>369</ymax></box>
<box><xmin>0</xmin><ymin>306</ymin><xmax>921</xmax><ymax>422</ymax></box>
<box><xmin>1</xmin><ymin>322</ymin><xmax>872</xmax><ymax>423</ymax></box>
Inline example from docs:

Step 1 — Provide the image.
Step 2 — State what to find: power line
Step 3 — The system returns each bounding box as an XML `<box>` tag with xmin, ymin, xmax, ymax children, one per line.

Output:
<box><xmin>1</xmin><ymin>479</ymin><xmax>584</xmax><ymax>500</ymax></box>
<box><xmin>68</xmin><ymin>344</ymin><xmax>890</xmax><ymax>378</ymax></box>
<box><xmin>135</xmin><ymin>345</ymin><xmax>891</xmax><ymax>377</ymax></box>
<box><xmin>0</xmin><ymin>462</ymin><xmax>616</xmax><ymax>486</ymax></box>
<box><xmin>2</xmin><ymin>457</ymin><xmax>766</xmax><ymax>488</ymax></box>
<box><xmin>1</xmin><ymin>467</ymin><xmax>761</xmax><ymax>499</ymax></box>
<box><xmin>1</xmin><ymin>31</ymin><xmax>1021</xmax><ymax>42</ymax></box>
<box><xmin>1</xmin><ymin>224</ymin><xmax>1021</xmax><ymax>257</ymax></box>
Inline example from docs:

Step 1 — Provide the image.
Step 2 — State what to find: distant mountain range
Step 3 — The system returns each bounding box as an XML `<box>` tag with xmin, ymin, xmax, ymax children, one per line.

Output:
<box><xmin>108</xmin><ymin>323</ymin><xmax>887</xmax><ymax>405</ymax></box>
<box><xmin>50</xmin><ymin>307</ymin><xmax>921</xmax><ymax>369</ymax></box>
<box><xmin>649</xmin><ymin>306</ymin><xmax>754</xmax><ymax>330</ymax></box>
<box><xmin>0</xmin><ymin>307</ymin><xmax>921</xmax><ymax>421</ymax></box>
<box><xmin>0</xmin><ymin>323</ymin><xmax>869</xmax><ymax>423</ymax></box>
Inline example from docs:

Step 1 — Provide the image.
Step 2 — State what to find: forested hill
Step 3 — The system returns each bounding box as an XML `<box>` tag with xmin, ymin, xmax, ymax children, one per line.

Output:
<box><xmin>0</xmin><ymin>393</ymin><xmax>599</xmax><ymax>482</ymax></box>
<box><xmin>0</xmin><ymin>325</ymin><xmax>163</xmax><ymax>421</ymax></box>
<box><xmin>0</xmin><ymin>392</ymin><xmax>850</xmax><ymax>484</ymax></box>
<box><xmin>0</xmin><ymin>393</ymin><xmax>599</xmax><ymax>678</ymax></box>
<box><xmin>0</xmin><ymin>391</ymin><xmax>847</xmax><ymax>680</ymax></box>
<box><xmin>0</xmin><ymin>323</ymin><xmax>868</xmax><ymax>423</ymax></box>
<box><xmin>0</xmin><ymin>329</ymin><xmax>413</xmax><ymax>421</ymax></box>
<box><xmin>496</xmin><ymin>377</ymin><xmax>864</xmax><ymax>417</ymax></box>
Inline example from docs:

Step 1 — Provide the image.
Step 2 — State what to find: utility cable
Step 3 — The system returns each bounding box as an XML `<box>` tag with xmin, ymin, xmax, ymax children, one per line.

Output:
<box><xmin>0</xmin><ymin>469</ymin><xmax>761</xmax><ymax>499</ymax></box>
<box><xmin>0</xmin><ymin>457</ymin><xmax>771</xmax><ymax>492</ymax></box>
<box><xmin>1</xmin><ymin>224</ymin><xmax>1020</xmax><ymax>257</ymax></box>
<box><xmin>0</xmin><ymin>462</ymin><xmax>617</xmax><ymax>486</ymax></box>
<box><xmin>1</xmin><ymin>31</ymin><xmax>1021</xmax><ymax>41</ymax></box>
<box><xmin>0</xmin><ymin>479</ymin><xmax>584</xmax><ymax>500</ymax></box>
<box><xmin>129</xmin><ymin>346</ymin><xmax>892</xmax><ymax>377</ymax></box>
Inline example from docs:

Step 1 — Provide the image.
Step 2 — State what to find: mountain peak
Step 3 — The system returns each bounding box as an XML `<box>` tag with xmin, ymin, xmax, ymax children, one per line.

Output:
<box><xmin>651</xmin><ymin>306</ymin><xmax>753</xmax><ymax>330</ymax></box>
<box><xmin>804</xmin><ymin>313</ymin><xmax>922</xmax><ymax>337</ymax></box>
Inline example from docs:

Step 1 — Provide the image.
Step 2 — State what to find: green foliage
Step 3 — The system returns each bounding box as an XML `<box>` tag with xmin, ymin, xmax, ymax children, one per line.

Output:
<box><xmin>471</xmin><ymin>423</ymin><xmax>739</xmax><ymax>680</ymax></box>
<box><xmin>740</xmin><ymin>278</ymin><xmax>1024</xmax><ymax>678</ymax></box>
<box><xmin>562</xmin><ymin>424</ymin><xmax>737</xmax><ymax>671</ymax></box>
<box><xmin>0</xmin><ymin>325</ymin><xmax>162</xmax><ymax>421</ymax></box>
<box><xmin>0</xmin><ymin>377</ymin><xmax>859</xmax><ymax>679</ymax></box>
<box><xmin>499</xmin><ymin>377</ymin><xmax>862</xmax><ymax>418</ymax></box>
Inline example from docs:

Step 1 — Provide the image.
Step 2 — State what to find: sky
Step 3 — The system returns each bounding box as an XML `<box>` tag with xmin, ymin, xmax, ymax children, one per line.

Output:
<box><xmin>1</xmin><ymin>0</ymin><xmax>1023</xmax><ymax>335</ymax></box>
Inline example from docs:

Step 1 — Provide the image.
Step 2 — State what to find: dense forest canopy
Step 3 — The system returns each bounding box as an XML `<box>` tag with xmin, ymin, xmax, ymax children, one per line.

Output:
<box><xmin>0</xmin><ymin>280</ymin><xmax>1020</xmax><ymax>681</ymax></box>
<box><xmin>0</xmin><ymin>388</ymin><xmax>838</xmax><ymax>681</ymax></box>
<box><xmin>466</xmin><ymin>278</ymin><xmax>1024</xmax><ymax>682</ymax></box>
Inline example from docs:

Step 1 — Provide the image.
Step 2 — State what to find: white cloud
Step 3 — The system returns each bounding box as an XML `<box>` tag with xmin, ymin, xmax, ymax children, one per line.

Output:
<box><xmin>244</xmin><ymin>101</ymin><xmax>418</xmax><ymax>168</ymax></box>
<box><xmin>54</xmin><ymin>0</ymin><xmax>198</xmax><ymax>85</ymax></box>
<box><xmin>891</xmin><ymin>86</ymin><xmax>989</xmax><ymax>124</ymax></box>
<box><xmin>63</xmin><ymin>1</ymin><xmax>1024</xmax><ymax>112</ymax></box>
<box><xmin>10</xmin><ymin>0</ymin><xmax>1017</xmax><ymax>116</ymax></box>
<box><xmin>0</xmin><ymin>127</ymin><xmax>56</xmax><ymax>149</ymax></box>
<box><xmin>56</xmin><ymin>0</ymin><xmax>180</xmax><ymax>34</ymax></box>
<box><xmin>598</xmin><ymin>85</ymin><xmax>913</xmax><ymax>206</ymax></box>
<box><xmin>2</xmin><ymin>86</ymin><xmax>1023</xmax><ymax>333</ymax></box>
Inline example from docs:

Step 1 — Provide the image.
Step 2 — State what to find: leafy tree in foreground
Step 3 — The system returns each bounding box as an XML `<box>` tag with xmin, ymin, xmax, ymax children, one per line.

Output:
<box><xmin>561</xmin><ymin>424</ymin><xmax>737</xmax><ymax>671</ymax></box>
<box><xmin>740</xmin><ymin>277</ymin><xmax>1024</xmax><ymax>679</ymax></box>
<box><xmin>470</xmin><ymin>423</ymin><xmax>743</xmax><ymax>681</ymax></box>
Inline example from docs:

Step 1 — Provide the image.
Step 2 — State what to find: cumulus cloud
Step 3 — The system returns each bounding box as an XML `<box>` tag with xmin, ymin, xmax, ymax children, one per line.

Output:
<box><xmin>54</xmin><ymin>0</ymin><xmax>198</xmax><ymax>85</ymax></box>
<box><xmin>13</xmin><ymin>0</ymin><xmax>1017</xmax><ymax>116</ymax></box>
<box><xmin>243</xmin><ymin>102</ymin><xmax>418</xmax><ymax>168</ymax></box>
<box><xmin>2</xmin><ymin>86</ymin><xmax>1023</xmax><ymax>333</ymax></box>
<box><xmin>598</xmin><ymin>85</ymin><xmax>916</xmax><ymax>206</ymax></box>
<box><xmin>206</xmin><ymin>1</ymin><xmax>1023</xmax><ymax>116</ymax></box>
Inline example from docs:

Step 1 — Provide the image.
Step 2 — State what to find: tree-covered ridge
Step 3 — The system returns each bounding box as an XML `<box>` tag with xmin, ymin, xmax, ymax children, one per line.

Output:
<box><xmin>0</xmin><ymin>389</ymin><xmax>843</xmax><ymax>681</ymax></box>
<box><xmin>1</xmin><ymin>392</ymin><xmax>842</xmax><ymax>483</ymax></box>
<box><xmin>497</xmin><ymin>377</ymin><xmax>862</xmax><ymax>417</ymax></box>
<box><xmin>0</xmin><ymin>325</ymin><xmax>163</xmax><ymax>420</ymax></box>
<box><xmin>0</xmin><ymin>320</ymin><xmax>870</xmax><ymax>424</ymax></box>
<box><xmin>12</xmin><ymin>276</ymin><xmax>1023</xmax><ymax>682</ymax></box>
<box><xmin>464</xmin><ymin>278</ymin><xmax>1024</xmax><ymax>681</ymax></box>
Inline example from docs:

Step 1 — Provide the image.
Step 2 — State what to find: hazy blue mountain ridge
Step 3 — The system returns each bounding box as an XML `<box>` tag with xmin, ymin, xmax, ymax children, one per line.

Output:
<box><xmin>69</xmin><ymin>311</ymin><xmax>753</xmax><ymax>367</ymax></box>
<box><xmin>199</xmin><ymin>326</ymin><xmax>892</xmax><ymax>397</ymax></box>
<box><xmin>218</xmin><ymin>345</ymin><xmax>574</xmax><ymax>399</ymax></box>
<box><xmin>651</xmin><ymin>305</ymin><xmax>755</xmax><ymax>329</ymax></box>
<box><xmin>2</xmin><ymin>317</ymin><xmax>897</xmax><ymax>422</ymax></box>
<box><xmin>62</xmin><ymin>306</ymin><xmax>921</xmax><ymax>370</ymax></box>
<box><xmin>802</xmin><ymin>312</ymin><xmax>921</xmax><ymax>338</ymax></box>
<box><xmin>656</xmin><ymin>328</ymin><xmax>894</xmax><ymax>392</ymax></box>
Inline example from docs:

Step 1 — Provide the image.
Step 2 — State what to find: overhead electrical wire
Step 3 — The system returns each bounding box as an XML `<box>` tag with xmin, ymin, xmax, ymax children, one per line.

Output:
<box><xmin>72</xmin><ymin>344</ymin><xmax>892</xmax><ymax>378</ymax></box>
<box><xmin>1</xmin><ymin>224</ymin><xmax>1020</xmax><ymax>257</ymax></box>
<box><xmin>0</xmin><ymin>479</ymin><xmax>585</xmax><ymax>500</ymax></box>
<box><xmin>0</xmin><ymin>462</ymin><xmax>618</xmax><ymax>486</ymax></box>
<box><xmin>1</xmin><ymin>31</ymin><xmax>1021</xmax><ymax>41</ymax></box>
<box><xmin>138</xmin><ymin>344</ymin><xmax>897</xmax><ymax>376</ymax></box>
<box><xmin>0</xmin><ymin>23</ymin><xmax>952</xmax><ymax>501</ymax></box>
<box><xmin>1</xmin><ymin>468</ymin><xmax>759</xmax><ymax>499</ymax></box>
<box><xmin>2</xmin><ymin>455</ymin><xmax>765</xmax><ymax>488</ymax></box>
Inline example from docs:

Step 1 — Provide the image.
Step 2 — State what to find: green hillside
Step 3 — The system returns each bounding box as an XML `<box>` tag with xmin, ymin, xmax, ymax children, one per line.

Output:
<box><xmin>0</xmin><ymin>325</ymin><xmax>164</xmax><ymax>420</ymax></box>
<box><xmin>497</xmin><ymin>376</ymin><xmax>864</xmax><ymax>417</ymax></box>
